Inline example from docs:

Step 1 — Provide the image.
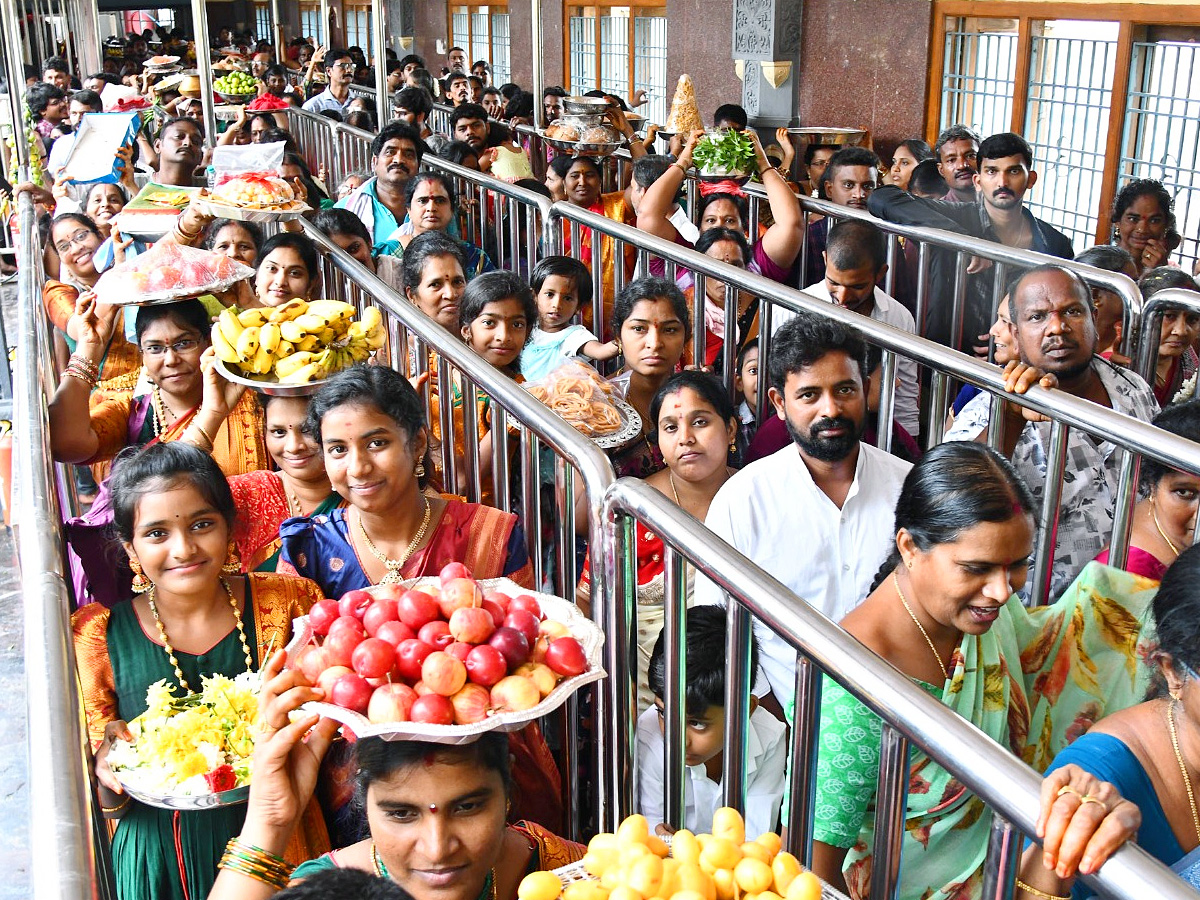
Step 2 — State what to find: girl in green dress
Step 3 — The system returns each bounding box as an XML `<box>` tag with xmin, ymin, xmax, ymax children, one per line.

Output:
<box><xmin>73</xmin><ymin>441</ymin><xmax>327</xmax><ymax>900</ymax></box>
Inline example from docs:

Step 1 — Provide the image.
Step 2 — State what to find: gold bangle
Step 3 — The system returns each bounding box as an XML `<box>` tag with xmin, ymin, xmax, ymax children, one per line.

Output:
<box><xmin>101</xmin><ymin>795</ymin><xmax>131</xmax><ymax>813</ymax></box>
<box><xmin>1015</xmin><ymin>878</ymin><xmax>1071</xmax><ymax>900</ymax></box>
<box><xmin>191</xmin><ymin>421</ymin><xmax>217</xmax><ymax>447</ymax></box>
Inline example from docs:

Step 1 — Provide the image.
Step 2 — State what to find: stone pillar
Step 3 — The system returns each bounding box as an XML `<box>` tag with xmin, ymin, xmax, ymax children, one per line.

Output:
<box><xmin>732</xmin><ymin>0</ymin><xmax>801</xmax><ymax>128</ymax></box>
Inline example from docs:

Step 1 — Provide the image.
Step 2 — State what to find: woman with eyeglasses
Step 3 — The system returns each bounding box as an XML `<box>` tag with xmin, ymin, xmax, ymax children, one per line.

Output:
<box><xmin>48</xmin><ymin>296</ymin><xmax>268</xmax><ymax>479</ymax></box>
<box><xmin>43</xmin><ymin>213</ymin><xmax>141</xmax><ymax>382</ymax></box>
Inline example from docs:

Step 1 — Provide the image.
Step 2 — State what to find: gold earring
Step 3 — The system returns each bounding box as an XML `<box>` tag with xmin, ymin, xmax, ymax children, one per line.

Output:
<box><xmin>415</xmin><ymin>462</ymin><xmax>425</xmax><ymax>478</ymax></box>
<box><xmin>130</xmin><ymin>558</ymin><xmax>153</xmax><ymax>593</ymax></box>
<box><xmin>222</xmin><ymin>540</ymin><xmax>242</xmax><ymax>575</ymax></box>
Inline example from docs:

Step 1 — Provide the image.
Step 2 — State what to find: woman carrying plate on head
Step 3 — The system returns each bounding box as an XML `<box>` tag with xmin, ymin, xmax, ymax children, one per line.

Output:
<box><xmin>277</xmin><ymin>365</ymin><xmax>565</xmax><ymax>841</ymax></box>
<box><xmin>43</xmin><ymin>213</ymin><xmax>142</xmax><ymax>381</ymax></box>
<box><xmin>208</xmin><ymin>651</ymin><xmax>584</xmax><ymax>900</ymax></box>
<box><xmin>49</xmin><ymin>297</ymin><xmax>268</xmax><ymax>480</ymax></box>
<box><xmin>72</xmin><ymin>442</ymin><xmax>330</xmax><ymax>900</ymax></box>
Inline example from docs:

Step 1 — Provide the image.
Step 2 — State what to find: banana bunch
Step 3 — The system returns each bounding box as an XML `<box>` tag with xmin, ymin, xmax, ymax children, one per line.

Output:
<box><xmin>211</xmin><ymin>299</ymin><xmax>387</xmax><ymax>384</ymax></box>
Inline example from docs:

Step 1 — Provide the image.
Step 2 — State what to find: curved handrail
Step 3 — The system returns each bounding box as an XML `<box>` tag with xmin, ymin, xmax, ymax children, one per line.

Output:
<box><xmin>12</xmin><ymin>192</ymin><xmax>105</xmax><ymax>898</ymax></box>
<box><xmin>1134</xmin><ymin>288</ymin><xmax>1200</xmax><ymax>388</ymax></box>
<box><xmin>549</xmin><ymin>202</ymin><xmax>1200</xmax><ymax>474</ymax></box>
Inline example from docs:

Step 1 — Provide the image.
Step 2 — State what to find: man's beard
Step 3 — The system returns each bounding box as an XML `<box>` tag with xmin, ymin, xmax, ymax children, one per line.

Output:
<box><xmin>786</xmin><ymin>414</ymin><xmax>864</xmax><ymax>462</ymax></box>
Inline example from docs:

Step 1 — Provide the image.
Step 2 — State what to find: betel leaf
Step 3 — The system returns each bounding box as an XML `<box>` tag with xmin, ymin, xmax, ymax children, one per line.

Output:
<box><xmin>692</xmin><ymin>129</ymin><xmax>758</xmax><ymax>176</ymax></box>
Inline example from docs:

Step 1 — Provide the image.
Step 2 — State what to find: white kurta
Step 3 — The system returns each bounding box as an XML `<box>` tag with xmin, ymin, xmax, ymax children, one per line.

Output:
<box><xmin>693</xmin><ymin>442</ymin><xmax>911</xmax><ymax>707</ymax></box>
<box><xmin>636</xmin><ymin>704</ymin><xmax>788</xmax><ymax>840</ymax></box>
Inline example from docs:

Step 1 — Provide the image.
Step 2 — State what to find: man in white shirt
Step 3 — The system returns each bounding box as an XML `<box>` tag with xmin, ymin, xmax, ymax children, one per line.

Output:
<box><xmin>773</xmin><ymin>220</ymin><xmax>921</xmax><ymax>438</ymax></box>
<box><xmin>637</xmin><ymin>607</ymin><xmax>787</xmax><ymax>839</ymax></box>
<box><xmin>694</xmin><ymin>311</ymin><xmax>912</xmax><ymax>708</ymax></box>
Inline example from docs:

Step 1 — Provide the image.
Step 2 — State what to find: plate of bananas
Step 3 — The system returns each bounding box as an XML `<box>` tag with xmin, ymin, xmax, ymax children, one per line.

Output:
<box><xmin>210</xmin><ymin>298</ymin><xmax>387</xmax><ymax>396</ymax></box>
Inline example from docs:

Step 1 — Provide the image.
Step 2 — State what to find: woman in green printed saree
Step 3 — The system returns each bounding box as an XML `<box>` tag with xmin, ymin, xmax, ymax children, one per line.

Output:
<box><xmin>805</xmin><ymin>442</ymin><xmax>1152</xmax><ymax>900</ymax></box>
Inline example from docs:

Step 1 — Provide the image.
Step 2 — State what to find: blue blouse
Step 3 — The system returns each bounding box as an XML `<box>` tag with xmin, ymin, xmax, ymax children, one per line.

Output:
<box><xmin>1046</xmin><ymin>731</ymin><xmax>1188</xmax><ymax>897</ymax></box>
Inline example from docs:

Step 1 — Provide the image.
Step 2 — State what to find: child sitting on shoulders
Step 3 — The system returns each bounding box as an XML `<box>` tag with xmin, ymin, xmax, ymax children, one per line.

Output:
<box><xmin>519</xmin><ymin>255</ymin><xmax>619</xmax><ymax>383</ymax></box>
<box><xmin>637</xmin><ymin>606</ymin><xmax>787</xmax><ymax>839</ymax></box>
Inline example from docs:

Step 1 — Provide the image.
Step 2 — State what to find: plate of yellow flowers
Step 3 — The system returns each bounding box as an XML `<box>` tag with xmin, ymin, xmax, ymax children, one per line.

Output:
<box><xmin>107</xmin><ymin>672</ymin><xmax>261</xmax><ymax>810</ymax></box>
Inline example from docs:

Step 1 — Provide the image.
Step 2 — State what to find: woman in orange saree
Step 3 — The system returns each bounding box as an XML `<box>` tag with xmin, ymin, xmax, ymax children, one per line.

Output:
<box><xmin>44</xmin><ymin>214</ymin><xmax>140</xmax><ymax>381</ymax></box>
<box><xmin>72</xmin><ymin>442</ymin><xmax>329</xmax><ymax>900</ymax></box>
<box><xmin>560</xmin><ymin>156</ymin><xmax>636</xmax><ymax>339</ymax></box>
<box><xmin>49</xmin><ymin>296</ymin><xmax>268</xmax><ymax>477</ymax></box>
<box><xmin>278</xmin><ymin>365</ymin><xmax>562</xmax><ymax>842</ymax></box>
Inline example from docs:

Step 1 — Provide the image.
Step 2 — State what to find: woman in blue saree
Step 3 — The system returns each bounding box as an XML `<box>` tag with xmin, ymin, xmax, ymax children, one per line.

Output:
<box><xmin>1023</xmin><ymin>542</ymin><xmax>1200</xmax><ymax>898</ymax></box>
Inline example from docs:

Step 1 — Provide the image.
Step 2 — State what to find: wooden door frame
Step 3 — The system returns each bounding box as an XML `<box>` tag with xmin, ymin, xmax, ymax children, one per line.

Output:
<box><xmin>561</xmin><ymin>1</ymin><xmax>665</xmax><ymax>100</ymax></box>
<box><xmin>446</xmin><ymin>3</ymin><xmax>509</xmax><ymax>71</ymax></box>
<box><xmin>926</xmin><ymin>1</ymin><xmax>1200</xmax><ymax>243</ymax></box>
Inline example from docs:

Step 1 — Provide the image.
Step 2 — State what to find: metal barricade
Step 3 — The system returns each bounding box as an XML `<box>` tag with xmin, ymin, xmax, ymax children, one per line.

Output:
<box><xmin>299</xmin><ymin>219</ymin><xmax>619</xmax><ymax>836</ymax></box>
<box><xmin>429</xmin><ymin>101</ymin><xmax>453</xmax><ymax>139</ymax></box>
<box><xmin>602</xmin><ymin>477</ymin><xmax>1200</xmax><ymax>900</ymax></box>
<box><xmin>334</xmin><ymin>119</ymin><xmax>374</xmax><ymax>187</ymax></box>
<box><xmin>11</xmin><ymin>191</ymin><xmax>110</xmax><ymax>899</ymax></box>
<box><xmin>421</xmin><ymin>154</ymin><xmax>560</xmax><ymax>275</ymax></box>
<box><xmin>547</xmin><ymin>202</ymin><xmax>1200</xmax><ymax>604</ymax></box>
<box><xmin>287</xmin><ymin>106</ymin><xmax>341</xmax><ymax>191</ymax></box>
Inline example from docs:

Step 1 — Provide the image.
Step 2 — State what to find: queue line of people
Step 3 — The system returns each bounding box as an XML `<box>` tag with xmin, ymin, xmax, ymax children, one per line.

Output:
<box><xmin>8</xmin><ymin>40</ymin><xmax>1200</xmax><ymax>900</ymax></box>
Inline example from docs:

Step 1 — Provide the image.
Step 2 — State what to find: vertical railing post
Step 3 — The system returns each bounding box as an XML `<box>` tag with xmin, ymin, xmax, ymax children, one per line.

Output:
<box><xmin>721</xmin><ymin>602</ymin><xmax>753</xmax><ymax>812</ymax></box>
<box><xmin>869</xmin><ymin>724</ymin><xmax>910</xmax><ymax>900</ymax></box>
<box><xmin>785</xmin><ymin>656</ymin><xmax>822</xmax><ymax>867</ymax></box>
<box><xmin>662</xmin><ymin>546</ymin><xmax>688</xmax><ymax>828</ymax></box>
<box><xmin>1031</xmin><ymin>421</ymin><xmax>1069</xmax><ymax>606</ymax></box>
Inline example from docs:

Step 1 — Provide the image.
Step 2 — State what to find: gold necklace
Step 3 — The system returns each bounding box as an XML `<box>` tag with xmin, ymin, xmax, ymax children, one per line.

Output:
<box><xmin>147</xmin><ymin>577</ymin><xmax>255</xmax><ymax>694</ymax></box>
<box><xmin>1151</xmin><ymin>500</ymin><xmax>1182</xmax><ymax>557</ymax></box>
<box><xmin>892</xmin><ymin>573</ymin><xmax>950</xmax><ymax>682</ymax></box>
<box><xmin>150</xmin><ymin>383</ymin><xmax>175</xmax><ymax>440</ymax></box>
<box><xmin>279</xmin><ymin>473</ymin><xmax>303</xmax><ymax>517</ymax></box>
<box><xmin>1167</xmin><ymin>699</ymin><xmax>1200</xmax><ymax>845</ymax></box>
<box><xmin>357</xmin><ymin>501</ymin><xmax>433</xmax><ymax>584</ymax></box>
<box><xmin>668</xmin><ymin>471</ymin><xmax>682</xmax><ymax>505</ymax></box>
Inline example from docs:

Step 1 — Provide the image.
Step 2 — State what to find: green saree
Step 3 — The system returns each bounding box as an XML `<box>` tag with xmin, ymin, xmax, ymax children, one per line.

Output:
<box><xmin>802</xmin><ymin>561</ymin><xmax>1158</xmax><ymax>900</ymax></box>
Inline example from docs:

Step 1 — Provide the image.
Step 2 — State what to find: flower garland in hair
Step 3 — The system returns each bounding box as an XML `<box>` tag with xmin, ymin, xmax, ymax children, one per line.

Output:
<box><xmin>1171</xmin><ymin>369</ymin><xmax>1198</xmax><ymax>406</ymax></box>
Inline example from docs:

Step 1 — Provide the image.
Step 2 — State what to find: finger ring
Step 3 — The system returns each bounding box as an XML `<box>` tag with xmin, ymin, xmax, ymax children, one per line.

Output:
<box><xmin>1080</xmin><ymin>795</ymin><xmax>1106</xmax><ymax>809</ymax></box>
<box><xmin>1056</xmin><ymin>785</ymin><xmax>1083</xmax><ymax>800</ymax></box>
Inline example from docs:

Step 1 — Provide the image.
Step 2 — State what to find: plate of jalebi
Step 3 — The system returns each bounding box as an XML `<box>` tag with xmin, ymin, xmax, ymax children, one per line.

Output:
<box><xmin>525</xmin><ymin>361</ymin><xmax>642</xmax><ymax>449</ymax></box>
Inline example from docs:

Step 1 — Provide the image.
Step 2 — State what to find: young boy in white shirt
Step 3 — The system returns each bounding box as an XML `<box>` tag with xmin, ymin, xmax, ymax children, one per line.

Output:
<box><xmin>636</xmin><ymin>606</ymin><xmax>788</xmax><ymax>839</ymax></box>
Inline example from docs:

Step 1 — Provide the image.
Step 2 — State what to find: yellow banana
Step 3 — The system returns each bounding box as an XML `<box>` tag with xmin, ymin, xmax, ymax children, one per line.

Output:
<box><xmin>252</xmin><ymin>342</ymin><xmax>274</xmax><ymax>375</ymax></box>
<box><xmin>279</xmin><ymin>320</ymin><xmax>306</xmax><ymax>344</ymax></box>
<box><xmin>359</xmin><ymin>306</ymin><xmax>383</xmax><ymax>333</ymax></box>
<box><xmin>267</xmin><ymin>299</ymin><xmax>308</xmax><ymax>323</ymax></box>
<box><xmin>259</xmin><ymin>322</ymin><xmax>282</xmax><ymax>355</ymax></box>
<box><xmin>317</xmin><ymin>327</ymin><xmax>336</xmax><ymax>344</ymax></box>
<box><xmin>295</xmin><ymin>313</ymin><xmax>329</xmax><ymax>332</ymax></box>
<box><xmin>236</xmin><ymin>326</ymin><xmax>260</xmax><ymax>364</ymax></box>
<box><xmin>306</xmin><ymin>299</ymin><xmax>356</xmax><ymax>321</ymax></box>
<box><xmin>273</xmin><ymin>350</ymin><xmax>319</xmax><ymax>379</ymax></box>
<box><xmin>366</xmin><ymin>327</ymin><xmax>386</xmax><ymax>350</ymax></box>
<box><xmin>345</xmin><ymin>341</ymin><xmax>371</xmax><ymax>363</ymax></box>
<box><xmin>280</xmin><ymin>362</ymin><xmax>324</xmax><ymax>384</ymax></box>
<box><xmin>217</xmin><ymin>308</ymin><xmax>244</xmax><ymax>345</ymax></box>
<box><xmin>211</xmin><ymin>324</ymin><xmax>241</xmax><ymax>364</ymax></box>
<box><xmin>296</xmin><ymin>335</ymin><xmax>320</xmax><ymax>352</ymax></box>
<box><xmin>237</xmin><ymin>307</ymin><xmax>272</xmax><ymax>328</ymax></box>
<box><xmin>276</xmin><ymin>340</ymin><xmax>296</xmax><ymax>357</ymax></box>
<box><xmin>346</xmin><ymin>321</ymin><xmax>367</xmax><ymax>341</ymax></box>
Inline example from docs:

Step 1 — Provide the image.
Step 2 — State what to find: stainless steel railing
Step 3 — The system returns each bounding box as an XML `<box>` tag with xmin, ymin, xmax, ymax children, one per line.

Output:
<box><xmin>604</xmin><ymin>477</ymin><xmax>1200</xmax><ymax>900</ymax></box>
<box><xmin>299</xmin><ymin>219</ymin><xmax>620</xmax><ymax>835</ymax></box>
<box><xmin>546</xmin><ymin>202</ymin><xmax>1200</xmax><ymax>602</ymax></box>
<box><xmin>1135</xmin><ymin>287</ymin><xmax>1200</xmax><ymax>393</ymax></box>
<box><xmin>11</xmin><ymin>191</ymin><xmax>108</xmax><ymax>899</ymax></box>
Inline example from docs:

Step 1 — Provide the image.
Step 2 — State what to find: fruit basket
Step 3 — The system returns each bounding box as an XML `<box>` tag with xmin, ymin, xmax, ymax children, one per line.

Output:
<box><xmin>94</xmin><ymin>242</ymin><xmax>254</xmax><ymax>306</ymax></box>
<box><xmin>541</xmin><ymin>117</ymin><xmax>623</xmax><ymax>158</ymax></box>
<box><xmin>213</xmin><ymin>71</ymin><xmax>259</xmax><ymax>105</ymax></box>
<box><xmin>283</xmin><ymin>575</ymin><xmax>606</xmax><ymax>744</ymax></box>
<box><xmin>195</xmin><ymin>172</ymin><xmax>310</xmax><ymax>221</ymax></box>
<box><xmin>211</xmin><ymin>300</ymin><xmax>385</xmax><ymax>394</ymax></box>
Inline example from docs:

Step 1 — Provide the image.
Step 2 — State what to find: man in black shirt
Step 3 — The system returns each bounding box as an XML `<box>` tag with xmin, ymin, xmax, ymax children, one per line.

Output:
<box><xmin>868</xmin><ymin>131</ymin><xmax>1073</xmax><ymax>352</ymax></box>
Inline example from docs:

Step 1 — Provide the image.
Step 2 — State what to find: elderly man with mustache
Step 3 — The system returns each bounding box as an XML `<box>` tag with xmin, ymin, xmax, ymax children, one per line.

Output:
<box><xmin>946</xmin><ymin>264</ymin><xmax>1158</xmax><ymax>601</ymax></box>
<box><xmin>334</xmin><ymin>122</ymin><xmax>427</xmax><ymax>244</ymax></box>
<box><xmin>867</xmin><ymin>131</ymin><xmax>1074</xmax><ymax>354</ymax></box>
